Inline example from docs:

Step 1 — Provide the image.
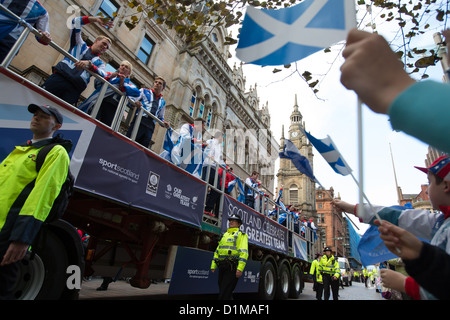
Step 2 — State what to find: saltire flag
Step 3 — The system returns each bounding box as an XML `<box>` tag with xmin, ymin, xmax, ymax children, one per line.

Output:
<box><xmin>159</xmin><ymin>128</ymin><xmax>203</xmax><ymax>178</ymax></box>
<box><xmin>236</xmin><ymin>178</ymin><xmax>245</xmax><ymax>203</ymax></box>
<box><xmin>357</xmin><ymin>225</ymin><xmax>397</xmax><ymax>267</ymax></box>
<box><xmin>357</xmin><ymin>204</ymin><xmax>426</xmax><ymax>266</ymax></box>
<box><xmin>236</xmin><ymin>0</ymin><xmax>356</xmax><ymax>66</ymax></box>
<box><xmin>301</xmin><ymin>129</ymin><xmax>352</xmax><ymax>176</ymax></box>
<box><xmin>160</xmin><ymin>128</ymin><xmax>178</xmax><ymax>161</ymax></box>
<box><xmin>279</xmin><ymin>139</ymin><xmax>316</xmax><ymax>182</ymax></box>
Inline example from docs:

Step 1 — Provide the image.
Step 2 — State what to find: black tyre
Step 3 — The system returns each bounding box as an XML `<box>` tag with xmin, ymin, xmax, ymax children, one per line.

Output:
<box><xmin>275</xmin><ymin>263</ymin><xmax>290</xmax><ymax>300</ymax></box>
<box><xmin>289</xmin><ymin>264</ymin><xmax>302</xmax><ymax>298</ymax></box>
<box><xmin>34</xmin><ymin>228</ymin><xmax>69</xmax><ymax>299</ymax></box>
<box><xmin>258</xmin><ymin>261</ymin><xmax>276</xmax><ymax>300</ymax></box>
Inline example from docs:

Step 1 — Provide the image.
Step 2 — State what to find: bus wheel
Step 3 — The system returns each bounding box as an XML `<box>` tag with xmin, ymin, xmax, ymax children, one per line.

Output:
<box><xmin>275</xmin><ymin>263</ymin><xmax>290</xmax><ymax>300</ymax></box>
<box><xmin>258</xmin><ymin>261</ymin><xmax>276</xmax><ymax>300</ymax></box>
<box><xmin>13</xmin><ymin>252</ymin><xmax>46</xmax><ymax>300</ymax></box>
<box><xmin>289</xmin><ymin>264</ymin><xmax>302</xmax><ymax>298</ymax></box>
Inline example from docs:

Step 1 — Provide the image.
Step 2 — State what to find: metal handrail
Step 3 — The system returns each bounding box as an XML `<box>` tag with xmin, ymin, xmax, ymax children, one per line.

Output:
<box><xmin>0</xmin><ymin>4</ymin><xmax>165</xmax><ymax>137</ymax></box>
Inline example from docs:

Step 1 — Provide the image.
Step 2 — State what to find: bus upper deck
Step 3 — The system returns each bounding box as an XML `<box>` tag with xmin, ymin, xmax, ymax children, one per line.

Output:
<box><xmin>0</xmin><ymin>4</ymin><xmax>316</xmax><ymax>264</ymax></box>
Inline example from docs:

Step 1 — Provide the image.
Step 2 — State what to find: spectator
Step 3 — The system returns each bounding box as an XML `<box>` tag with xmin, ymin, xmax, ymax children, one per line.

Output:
<box><xmin>377</xmin><ymin>220</ymin><xmax>450</xmax><ymax>300</ymax></box>
<box><xmin>42</xmin><ymin>16</ymin><xmax>112</xmax><ymax>105</ymax></box>
<box><xmin>332</xmin><ymin>155</ymin><xmax>450</xmax><ymax>299</ymax></box>
<box><xmin>340</xmin><ymin>28</ymin><xmax>450</xmax><ymax>153</ymax></box>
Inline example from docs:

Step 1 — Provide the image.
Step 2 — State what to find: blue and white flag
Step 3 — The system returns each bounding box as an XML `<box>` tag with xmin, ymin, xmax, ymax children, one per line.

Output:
<box><xmin>301</xmin><ymin>129</ymin><xmax>352</xmax><ymax>176</ymax></box>
<box><xmin>357</xmin><ymin>205</ymin><xmax>428</xmax><ymax>266</ymax></box>
<box><xmin>235</xmin><ymin>178</ymin><xmax>246</xmax><ymax>203</ymax></box>
<box><xmin>279</xmin><ymin>139</ymin><xmax>316</xmax><ymax>181</ymax></box>
<box><xmin>357</xmin><ymin>225</ymin><xmax>397</xmax><ymax>267</ymax></box>
<box><xmin>236</xmin><ymin>0</ymin><xmax>356</xmax><ymax>66</ymax></box>
<box><xmin>160</xmin><ymin>128</ymin><xmax>203</xmax><ymax>178</ymax></box>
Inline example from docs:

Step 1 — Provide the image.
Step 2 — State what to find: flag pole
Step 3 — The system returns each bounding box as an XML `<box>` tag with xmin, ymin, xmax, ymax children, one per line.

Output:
<box><xmin>356</xmin><ymin>98</ymin><xmax>383</xmax><ymax>223</ymax></box>
<box><xmin>314</xmin><ymin>178</ymin><xmax>360</xmax><ymax>231</ymax></box>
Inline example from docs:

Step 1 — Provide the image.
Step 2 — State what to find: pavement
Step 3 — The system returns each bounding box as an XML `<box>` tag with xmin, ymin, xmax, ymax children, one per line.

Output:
<box><xmin>79</xmin><ymin>277</ymin><xmax>171</xmax><ymax>300</ymax></box>
<box><xmin>79</xmin><ymin>277</ymin><xmax>384</xmax><ymax>300</ymax></box>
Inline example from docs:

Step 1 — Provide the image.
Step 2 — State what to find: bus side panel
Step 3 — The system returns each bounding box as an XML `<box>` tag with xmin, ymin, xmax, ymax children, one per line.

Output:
<box><xmin>168</xmin><ymin>246</ymin><xmax>261</xmax><ymax>295</ymax></box>
<box><xmin>0</xmin><ymin>69</ymin><xmax>206</xmax><ymax>229</ymax></box>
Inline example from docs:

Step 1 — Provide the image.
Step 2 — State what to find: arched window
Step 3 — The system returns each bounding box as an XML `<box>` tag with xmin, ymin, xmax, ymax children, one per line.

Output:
<box><xmin>189</xmin><ymin>91</ymin><xmax>196</xmax><ymax>117</ymax></box>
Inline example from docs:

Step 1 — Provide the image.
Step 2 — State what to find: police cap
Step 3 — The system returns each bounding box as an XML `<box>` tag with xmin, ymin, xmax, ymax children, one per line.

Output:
<box><xmin>228</xmin><ymin>214</ymin><xmax>242</xmax><ymax>224</ymax></box>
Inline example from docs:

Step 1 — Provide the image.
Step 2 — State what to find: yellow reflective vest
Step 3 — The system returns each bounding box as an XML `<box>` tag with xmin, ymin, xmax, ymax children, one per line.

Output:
<box><xmin>0</xmin><ymin>141</ymin><xmax>69</xmax><ymax>247</ymax></box>
<box><xmin>318</xmin><ymin>254</ymin><xmax>340</xmax><ymax>279</ymax></box>
<box><xmin>211</xmin><ymin>227</ymin><xmax>248</xmax><ymax>272</ymax></box>
<box><xmin>309</xmin><ymin>258</ymin><xmax>322</xmax><ymax>283</ymax></box>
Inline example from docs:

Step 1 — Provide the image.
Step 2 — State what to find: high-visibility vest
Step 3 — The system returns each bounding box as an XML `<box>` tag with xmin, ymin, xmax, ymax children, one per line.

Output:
<box><xmin>318</xmin><ymin>255</ymin><xmax>340</xmax><ymax>278</ymax></box>
<box><xmin>211</xmin><ymin>227</ymin><xmax>248</xmax><ymax>272</ymax></box>
<box><xmin>309</xmin><ymin>259</ymin><xmax>322</xmax><ymax>283</ymax></box>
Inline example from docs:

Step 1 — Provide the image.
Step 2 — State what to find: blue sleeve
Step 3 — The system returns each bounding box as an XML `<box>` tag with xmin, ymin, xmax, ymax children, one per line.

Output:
<box><xmin>389</xmin><ymin>80</ymin><xmax>450</xmax><ymax>153</ymax></box>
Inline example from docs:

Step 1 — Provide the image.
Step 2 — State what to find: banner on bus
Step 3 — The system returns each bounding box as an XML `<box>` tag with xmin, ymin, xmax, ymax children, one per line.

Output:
<box><xmin>75</xmin><ymin>126</ymin><xmax>206</xmax><ymax>228</ymax></box>
<box><xmin>168</xmin><ymin>246</ymin><xmax>261</xmax><ymax>295</ymax></box>
<box><xmin>292</xmin><ymin>233</ymin><xmax>308</xmax><ymax>260</ymax></box>
<box><xmin>222</xmin><ymin>196</ymin><xmax>288</xmax><ymax>255</ymax></box>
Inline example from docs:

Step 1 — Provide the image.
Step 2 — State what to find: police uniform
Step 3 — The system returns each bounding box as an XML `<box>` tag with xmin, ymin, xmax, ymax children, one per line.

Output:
<box><xmin>211</xmin><ymin>214</ymin><xmax>248</xmax><ymax>300</ymax></box>
<box><xmin>318</xmin><ymin>247</ymin><xmax>341</xmax><ymax>300</ymax></box>
<box><xmin>309</xmin><ymin>254</ymin><xmax>323</xmax><ymax>300</ymax></box>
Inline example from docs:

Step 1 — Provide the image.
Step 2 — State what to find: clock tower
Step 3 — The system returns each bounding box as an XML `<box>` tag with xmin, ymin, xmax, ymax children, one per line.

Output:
<box><xmin>276</xmin><ymin>95</ymin><xmax>316</xmax><ymax>218</ymax></box>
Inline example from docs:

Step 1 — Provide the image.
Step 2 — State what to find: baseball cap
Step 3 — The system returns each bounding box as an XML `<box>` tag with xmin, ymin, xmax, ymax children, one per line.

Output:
<box><xmin>415</xmin><ymin>155</ymin><xmax>450</xmax><ymax>182</ymax></box>
<box><xmin>28</xmin><ymin>104</ymin><xmax>63</xmax><ymax>124</ymax></box>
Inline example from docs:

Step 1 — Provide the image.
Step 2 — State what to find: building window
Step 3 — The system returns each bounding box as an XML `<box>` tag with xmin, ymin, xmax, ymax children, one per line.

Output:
<box><xmin>97</xmin><ymin>0</ymin><xmax>119</xmax><ymax>21</ymax></box>
<box><xmin>289</xmin><ymin>185</ymin><xmax>298</xmax><ymax>204</ymax></box>
<box><xmin>206</xmin><ymin>109</ymin><xmax>212</xmax><ymax>128</ymax></box>
<box><xmin>189</xmin><ymin>92</ymin><xmax>196</xmax><ymax>117</ymax></box>
<box><xmin>212</xmin><ymin>32</ymin><xmax>218</xmax><ymax>42</ymax></box>
<box><xmin>137</xmin><ymin>35</ymin><xmax>155</xmax><ymax>65</ymax></box>
<box><xmin>198</xmin><ymin>103</ymin><xmax>204</xmax><ymax>117</ymax></box>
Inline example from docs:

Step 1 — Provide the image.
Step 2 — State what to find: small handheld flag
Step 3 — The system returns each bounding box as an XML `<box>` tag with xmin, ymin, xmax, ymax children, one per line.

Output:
<box><xmin>236</xmin><ymin>0</ymin><xmax>356</xmax><ymax>66</ymax></box>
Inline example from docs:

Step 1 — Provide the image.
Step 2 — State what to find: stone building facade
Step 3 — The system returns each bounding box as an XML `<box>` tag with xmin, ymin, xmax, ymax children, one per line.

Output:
<box><xmin>276</xmin><ymin>95</ymin><xmax>316</xmax><ymax>218</ymax></box>
<box><xmin>8</xmin><ymin>0</ymin><xmax>278</xmax><ymax>196</ymax></box>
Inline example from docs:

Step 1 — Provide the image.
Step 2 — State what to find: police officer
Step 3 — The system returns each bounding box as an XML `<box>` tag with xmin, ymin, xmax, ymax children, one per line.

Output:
<box><xmin>211</xmin><ymin>214</ymin><xmax>248</xmax><ymax>300</ymax></box>
<box><xmin>318</xmin><ymin>247</ymin><xmax>341</xmax><ymax>300</ymax></box>
<box><xmin>310</xmin><ymin>253</ymin><xmax>323</xmax><ymax>300</ymax></box>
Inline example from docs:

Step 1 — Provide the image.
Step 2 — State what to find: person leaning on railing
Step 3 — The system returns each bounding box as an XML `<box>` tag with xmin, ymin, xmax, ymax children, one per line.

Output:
<box><xmin>79</xmin><ymin>60</ymin><xmax>140</xmax><ymax>127</ymax></box>
<box><xmin>42</xmin><ymin>16</ymin><xmax>113</xmax><ymax>105</ymax></box>
<box><xmin>0</xmin><ymin>0</ymin><xmax>52</xmax><ymax>62</ymax></box>
<box><xmin>126</xmin><ymin>77</ymin><xmax>170</xmax><ymax>148</ymax></box>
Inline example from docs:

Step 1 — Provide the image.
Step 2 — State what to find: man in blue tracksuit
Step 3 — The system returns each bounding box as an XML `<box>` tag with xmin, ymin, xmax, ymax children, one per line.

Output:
<box><xmin>42</xmin><ymin>15</ymin><xmax>112</xmax><ymax>105</ymax></box>
<box><xmin>0</xmin><ymin>0</ymin><xmax>52</xmax><ymax>61</ymax></box>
